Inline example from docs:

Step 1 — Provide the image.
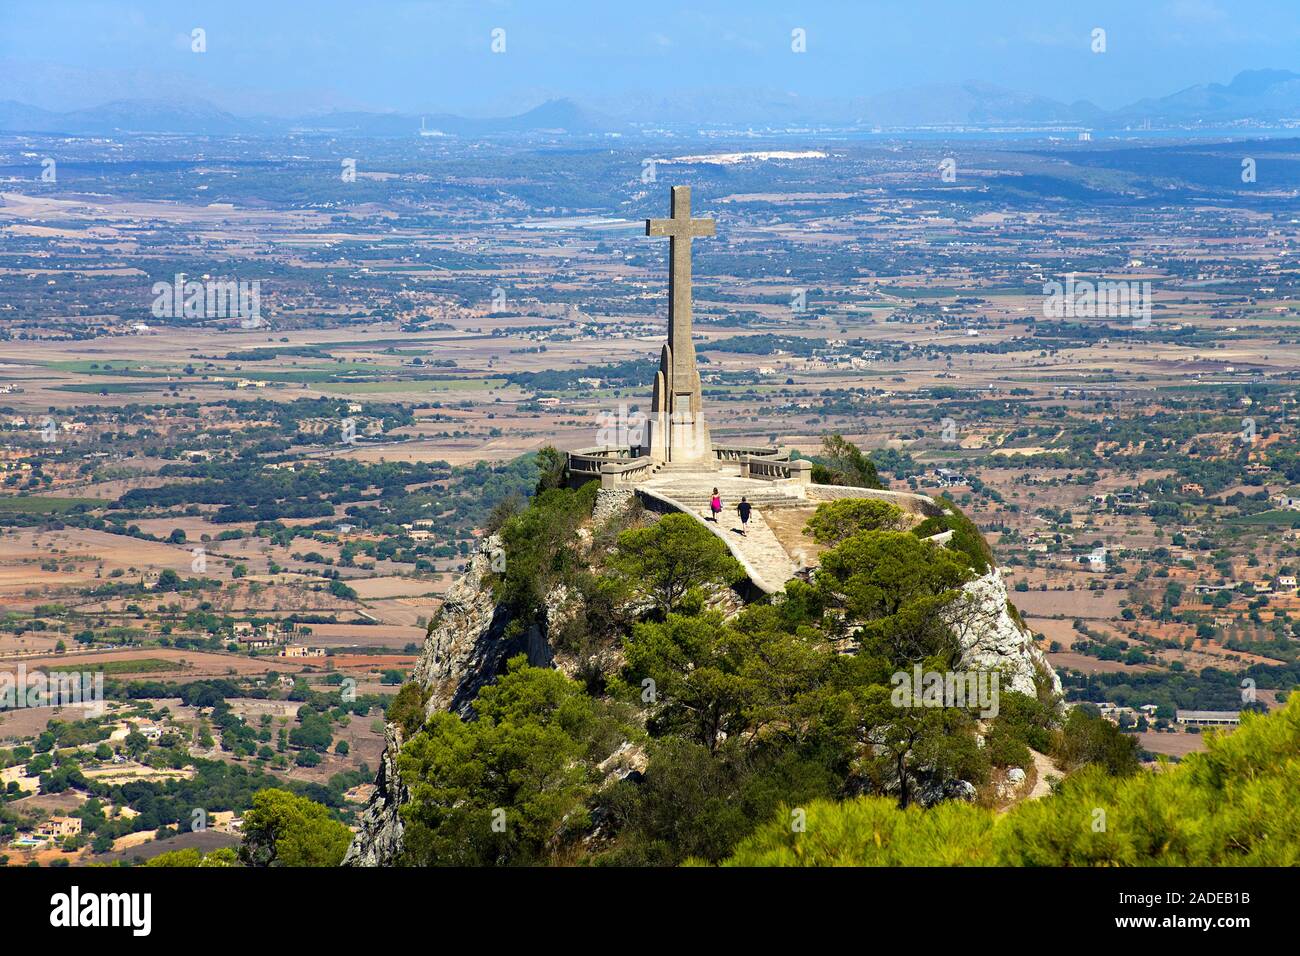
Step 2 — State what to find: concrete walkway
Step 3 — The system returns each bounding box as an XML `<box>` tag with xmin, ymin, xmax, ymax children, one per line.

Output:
<box><xmin>638</xmin><ymin>471</ymin><xmax>807</xmax><ymax>593</ymax></box>
<box><xmin>701</xmin><ymin>506</ymin><xmax>799</xmax><ymax>594</ymax></box>
<box><xmin>633</xmin><ymin>466</ymin><xmax>936</xmax><ymax>595</ymax></box>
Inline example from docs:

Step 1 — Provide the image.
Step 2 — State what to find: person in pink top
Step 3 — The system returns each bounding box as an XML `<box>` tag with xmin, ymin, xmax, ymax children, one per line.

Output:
<box><xmin>709</xmin><ymin>488</ymin><xmax>722</xmax><ymax>522</ymax></box>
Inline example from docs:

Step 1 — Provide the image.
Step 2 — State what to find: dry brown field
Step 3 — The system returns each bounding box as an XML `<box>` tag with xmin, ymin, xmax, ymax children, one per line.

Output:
<box><xmin>3</xmin><ymin>647</ymin><xmax>325</xmax><ymax>679</ymax></box>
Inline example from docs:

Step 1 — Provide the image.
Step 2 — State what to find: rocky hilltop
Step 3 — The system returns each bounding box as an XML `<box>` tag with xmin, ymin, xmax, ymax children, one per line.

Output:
<box><xmin>407</xmin><ymin>533</ymin><xmax>554</xmax><ymax>717</ymax></box>
<box><xmin>345</xmin><ymin>494</ymin><xmax>1059</xmax><ymax>866</ymax></box>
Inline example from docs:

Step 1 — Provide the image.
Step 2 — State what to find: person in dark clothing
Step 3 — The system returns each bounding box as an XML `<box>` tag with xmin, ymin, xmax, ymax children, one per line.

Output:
<box><xmin>737</xmin><ymin>496</ymin><xmax>751</xmax><ymax>535</ymax></box>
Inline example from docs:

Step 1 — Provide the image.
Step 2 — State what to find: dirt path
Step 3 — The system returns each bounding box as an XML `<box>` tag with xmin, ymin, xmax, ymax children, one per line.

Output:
<box><xmin>1027</xmin><ymin>748</ymin><xmax>1058</xmax><ymax>800</ymax></box>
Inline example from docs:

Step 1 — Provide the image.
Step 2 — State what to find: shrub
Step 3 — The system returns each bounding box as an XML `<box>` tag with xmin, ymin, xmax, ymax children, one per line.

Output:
<box><xmin>238</xmin><ymin>789</ymin><xmax>351</xmax><ymax>867</ymax></box>
<box><xmin>1052</xmin><ymin>707</ymin><xmax>1141</xmax><ymax>777</ymax></box>
<box><xmin>913</xmin><ymin>497</ymin><xmax>994</xmax><ymax>575</ymax></box>
<box><xmin>804</xmin><ymin>498</ymin><xmax>907</xmax><ymax>545</ymax></box>
<box><xmin>810</xmin><ymin>434</ymin><xmax>885</xmax><ymax>489</ymax></box>
<box><xmin>722</xmin><ymin>796</ymin><xmax>997</xmax><ymax>866</ymax></box>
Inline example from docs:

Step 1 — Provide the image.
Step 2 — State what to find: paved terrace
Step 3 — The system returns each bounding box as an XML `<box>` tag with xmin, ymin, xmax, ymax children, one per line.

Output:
<box><xmin>628</xmin><ymin>462</ymin><xmax>938</xmax><ymax>594</ymax></box>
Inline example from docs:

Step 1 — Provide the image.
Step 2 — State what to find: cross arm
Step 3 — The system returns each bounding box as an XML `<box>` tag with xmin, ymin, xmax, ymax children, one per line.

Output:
<box><xmin>646</xmin><ymin>218</ymin><xmax>716</xmax><ymax>238</ymax></box>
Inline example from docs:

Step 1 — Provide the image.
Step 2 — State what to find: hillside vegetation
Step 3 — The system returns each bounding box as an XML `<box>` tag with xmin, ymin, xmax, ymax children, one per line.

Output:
<box><xmin>378</xmin><ymin>477</ymin><xmax>1117</xmax><ymax>866</ymax></box>
<box><xmin>725</xmin><ymin>693</ymin><xmax>1300</xmax><ymax>866</ymax></box>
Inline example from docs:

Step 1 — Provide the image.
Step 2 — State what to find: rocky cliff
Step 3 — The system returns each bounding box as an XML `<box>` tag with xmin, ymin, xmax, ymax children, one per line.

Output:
<box><xmin>408</xmin><ymin>534</ymin><xmax>553</xmax><ymax>718</ymax></box>
<box><xmin>340</xmin><ymin>723</ymin><xmax>407</xmax><ymax>867</ymax></box>
<box><xmin>952</xmin><ymin>568</ymin><xmax>1063</xmax><ymax>699</ymax></box>
<box><xmin>345</xmin><ymin>534</ymin><xmax>567</xmax><ymax>866</ymax></box>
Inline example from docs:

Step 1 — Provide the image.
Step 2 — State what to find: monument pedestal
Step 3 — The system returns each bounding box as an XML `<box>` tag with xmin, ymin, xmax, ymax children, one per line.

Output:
<box><xmin>649</xmin><ymin>409</ymin><xmax>713</xmax><ymax>467</ymax></box>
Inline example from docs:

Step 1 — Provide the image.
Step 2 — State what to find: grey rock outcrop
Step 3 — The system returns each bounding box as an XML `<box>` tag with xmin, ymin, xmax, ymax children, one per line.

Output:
<box><xmin>885</xmin><ymin>766</ymin><xmax>978</xmax><ymax>808</ymax></box>
<box><xmin>950</xmin><ymin>568</ymin><xmax>1062</xmax><ymax>700</ymax></box>
<box><xmin>345</xmin><ymin>534</ymin><xmax>569</xmax><ymax>866</ymax></box>
<box><xmin>341</xmin><ymin>723</ymin><xmax>407</xmax><ymax>866</ymax></box>
<box><xmin>411</xmin><ymin>534</ymin><xmax>550</xmax><ymax>718</ymax></box>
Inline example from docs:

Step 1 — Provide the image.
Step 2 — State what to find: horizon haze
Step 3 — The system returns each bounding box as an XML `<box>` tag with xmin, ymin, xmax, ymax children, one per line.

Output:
<box><xmin>3</xmin><ymin>0</ymin><xmax>1300</xmax><ymax>126</ymax></box>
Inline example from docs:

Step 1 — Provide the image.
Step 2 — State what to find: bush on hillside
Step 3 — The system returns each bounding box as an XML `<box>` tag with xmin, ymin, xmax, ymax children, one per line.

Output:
<box><xmin>724</xmin><ymin>695</ymin><xmax>1300</xmax><ymax>866</ymax></box>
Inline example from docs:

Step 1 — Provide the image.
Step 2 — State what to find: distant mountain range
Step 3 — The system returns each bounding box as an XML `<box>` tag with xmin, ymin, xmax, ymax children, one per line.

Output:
<box><xmin>4</xmin><ymin>70</ymin><xmax>1300</xmax><ymax>137</ymax></box>
<box><xmin>0</xmin><ymin>95</ymin><xmax>614</xmax><ymax>137</ymax></box>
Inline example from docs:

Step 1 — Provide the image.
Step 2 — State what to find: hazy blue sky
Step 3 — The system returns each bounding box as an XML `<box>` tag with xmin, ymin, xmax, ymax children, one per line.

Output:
<box><xmin>2</xmin><ymin>0</ymin><xmax>1298</xmax><ymax>114</ymax></box>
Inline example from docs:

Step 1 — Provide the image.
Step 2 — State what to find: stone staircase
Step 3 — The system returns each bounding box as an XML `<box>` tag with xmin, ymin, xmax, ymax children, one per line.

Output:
<box><xmin>640</xmin><ymin>473</ymin><xmax>808</xmax><ymax>511</ymax></box>
<box><xmin>638</xmin><ymin>469</ymin><xmax>810</xmax><ymax>593</ymax></box>
<box><xmin>702</xmin><ymin>508</ymin><xmax>802</xmax><ymax>594</ymax></box>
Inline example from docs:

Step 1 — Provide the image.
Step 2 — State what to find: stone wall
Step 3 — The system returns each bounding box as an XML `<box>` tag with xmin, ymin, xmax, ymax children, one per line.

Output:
<box><xmin>805</xmin><ymin>482</ymin><xmax>942</xmax><ymax>517</ymax></box>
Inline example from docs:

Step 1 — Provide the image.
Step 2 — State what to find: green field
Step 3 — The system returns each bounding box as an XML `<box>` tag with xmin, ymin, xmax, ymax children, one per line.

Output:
<box><xmin>90</xmin><ymin>658</ymin><xmax>181</xmax><ymax>676</ymax></box>
<box><xmin>317</xmin><ymin>377</ymin><xmax>505</xmax><ymax>395</ymax></box>
<box><xmin>1229</xmin><ymin>509</ymin><xmax>1300</xmax><ymax>527</ymax></box>
<box><xmin>0</xmin><ymin>496</ymin><xmax>103</xmax><ymax>513</ymax></box>
<box><xmin>40</xmin><ymin>360</ymin><xmax>176</xmax><ymax>377</ymax></box>
<box><xmin>57</xmin><ymin>382</ymin><xmax>168</xmax><ymax>394</ymax></box>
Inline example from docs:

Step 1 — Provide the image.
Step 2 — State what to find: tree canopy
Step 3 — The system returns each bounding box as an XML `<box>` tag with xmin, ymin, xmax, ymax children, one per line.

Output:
<box><xmin>238</xmin><ymin>788</ymin><xmax>352</xmax><ymax>867</ymax></box>
<box><xmin>725</xmin><ymin>695</ymin><xmax>1300</xmax><ymax>866</ymax></box>
<box><xmin>810</xmin><ymin>434</ymin><xmax>884</xmax><ymax>489</ymax></box>
<box><xmin>612</xmin><ymin>513</ymin><xmax>744</xmax><ymax>617</ymax></box>
<box><xmin>398</xmin><ymin>657</ymin><xmax>626</xmax><ymax>866</ymax></box>
<box><xmin>804</xmin><ymin>498</ymin><xmax>908</xmax><ymax>545</ymax></box>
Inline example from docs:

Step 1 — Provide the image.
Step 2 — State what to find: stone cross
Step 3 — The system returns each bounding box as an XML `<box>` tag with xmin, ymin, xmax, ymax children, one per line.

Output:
<box><xmin>647</xmin><ymin>184</ymin><xmax>715</xmax><ymax>356</ymax></box>
<box><xmin>644</xmin><ymin>185</ymin><xmax>715</xmax><ymax>465</ymax></box>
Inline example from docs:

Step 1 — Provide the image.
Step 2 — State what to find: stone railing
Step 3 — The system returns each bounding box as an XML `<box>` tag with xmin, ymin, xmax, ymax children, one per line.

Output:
<box><xmin>712</xmin><ymin>447</ymin><xmax>780</xmax><ymax>465</ymax></box>
<box><xmin>569</xmin><ymin>445</ymin><xmax>630</xmax><ymax>461</ymax></box>
<box><xmin>742</xmin><ymin>457</ymin><xmax>812</xmax><ymax>484</ymax></box>
<box><xmin>566</xmin><ymin>446</ymin><xmax>633</xmax><ymax>483</ymax></box>
<box><xmin>713</xmin><ymin>444</ymin><xmax>784</xmax><ymax>463</ymax></box>
<box><xmin>597</xmin><ymin>456</ymin><xmax>656</xmax><ymax>488</ymax></box>
<box><xmin>805</xmin><ymin>482</ymin><xmax>941</xmax><ymax>516</ymax></box>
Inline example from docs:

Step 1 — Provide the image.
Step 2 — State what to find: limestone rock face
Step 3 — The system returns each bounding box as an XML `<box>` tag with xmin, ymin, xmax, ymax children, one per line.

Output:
<box><xmin>878</xmin><ymin>764</ymin><xmax>978</xmax><ymax>808</ymax></box>
<box><xmin>950</xmin><ymin>568</ymin><xmax>1062</xmax><ymax>699</ymax></box>
<box><xmin>994</xmin><ymin>766</ymin><xmax>1028</xmax><ymax>803</ymax></box>
<box><xmin>341</xmin><ymin>723</ymin><xmax>407</xmax><ymax>867</ymax></box>
<box><xmin>411</xmin><ymin>534</ymin><xmax>544</xmax><ymax>718</ymax></box>
<box><xmin>344</xmin><ymin>535</ymin><xmax>569</xmax><ymax>866</ymax></box>
<box><xmin>345</xmin><ymin>537</ymin><xmax>518</xmax><ymax>866</ymax></box>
